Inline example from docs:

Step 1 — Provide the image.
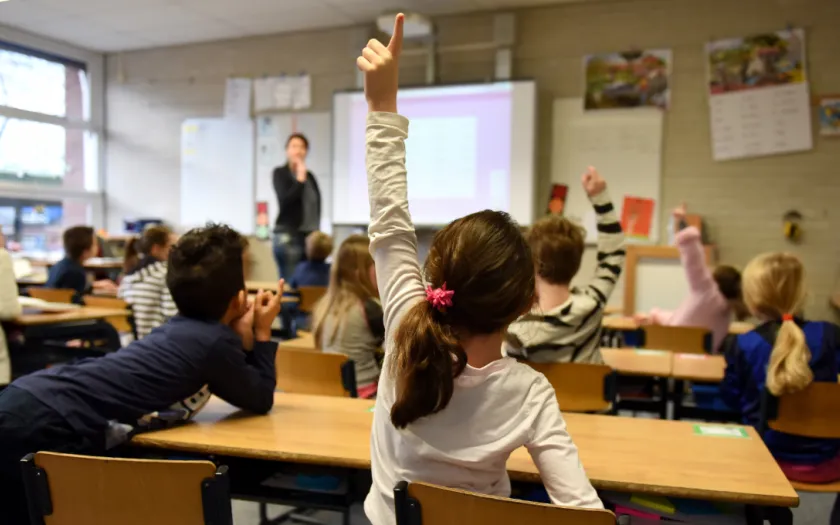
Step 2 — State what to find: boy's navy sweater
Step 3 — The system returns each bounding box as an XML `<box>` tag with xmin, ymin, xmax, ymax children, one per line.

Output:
<box><xmin>13</xmin><ymin>316</ymin><xmax>276</xmax><ymax>445</ymax></box>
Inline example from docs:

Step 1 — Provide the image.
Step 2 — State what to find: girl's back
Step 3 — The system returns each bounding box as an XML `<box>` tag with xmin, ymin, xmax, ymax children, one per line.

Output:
<box><xmin>357</xmin><ymin>19</ymin><xmax>601</xmax><ymax>524</ymax></box>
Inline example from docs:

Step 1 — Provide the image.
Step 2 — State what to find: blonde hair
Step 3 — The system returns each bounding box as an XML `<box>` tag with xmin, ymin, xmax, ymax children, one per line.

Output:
<box><xmin>742</xmin><ymin>252</ymin><xmax>811</xmax><ymax>396</ymax></box>
<box><xmin>305</xmin><ymin>231</ymin><xmax>333</xmax><ymax>262</ymax></box>
<box><xmin>312</xmin><ymin>235</ymin><xmax>378</xmax><ymax>347</ymax></box>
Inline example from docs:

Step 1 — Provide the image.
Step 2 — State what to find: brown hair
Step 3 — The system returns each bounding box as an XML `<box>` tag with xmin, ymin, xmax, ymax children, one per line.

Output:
<box><xmin>742</xmin><ymin>252</ymin><xmax>811</xmax><ymax>396</ymax></box>
<box><xmin>526</xmin><ymin>215</ymin><xmax>585</xmax><ymax>285</ymax></box>
<box><xmin>124</xmin><ymin>225</ymin><xmax>173</xmax><ymax>272</ymax></box>
<box><xmin>713</xmin><ymin>265</ymin><xmax>749</xmax><ymax>321</ymax></box>
<box><xmin>312</xmin><ymin>235</ymin><xmax>378</xmax><ymax>347</ymax></box>
<box><xmin>389</xmin><ymin>210</ymin><xmax>535</xmax><ymax>429</ymax></box>
<box><xmin>63</xmin><ymin>226</ymin><xmax>95</xmax><ymax>261</ymax></box>
<box><xmin>305</xmin><ymin>231</ymin><xmax>333</xmax><ymax>262</ymax></box>
<box><xmin>286</xmin><ymin>132</ymin><xmax>309</xmax><ymax>150</ymax></box>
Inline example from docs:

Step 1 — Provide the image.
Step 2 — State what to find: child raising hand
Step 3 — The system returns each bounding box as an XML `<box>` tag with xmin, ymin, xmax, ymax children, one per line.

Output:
<box><xmin>356</xmin><ymin>14</ymin><xmax>602</xmax><ymax>525</ymax></box>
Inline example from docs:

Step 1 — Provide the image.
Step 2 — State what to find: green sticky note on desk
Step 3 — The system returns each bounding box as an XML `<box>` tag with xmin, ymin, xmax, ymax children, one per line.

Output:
<box><xmin>693</xmin><ymin>424</ymin><xmax>749</xmax><ymax>438</ymax></box>
<box><xmin>368</xmin><ymin>406</ymin><xmax>375</xmax><ymax>413</ymax></box>
<box><xmin>634</xmin><ymin>349</ymin><xmax>666</xmax><ymax>355</ymax></box>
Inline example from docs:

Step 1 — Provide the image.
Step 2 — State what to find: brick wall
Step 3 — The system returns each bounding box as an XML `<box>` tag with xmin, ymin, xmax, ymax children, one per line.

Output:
<box><xmin>105</xmin><ymin>0</ymin><xmax>840</xmax><ymax>319</ymax></box>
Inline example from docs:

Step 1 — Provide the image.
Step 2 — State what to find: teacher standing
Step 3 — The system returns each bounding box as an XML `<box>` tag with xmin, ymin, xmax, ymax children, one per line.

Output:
<box><xmin>272</xmin><ymin>132</ymin><xmax>321</xmax><ymax>279</ymax></box>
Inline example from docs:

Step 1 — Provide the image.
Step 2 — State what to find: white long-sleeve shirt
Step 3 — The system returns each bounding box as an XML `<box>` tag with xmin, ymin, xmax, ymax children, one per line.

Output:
<box><xmin>0</xmin><ymin>250</ymin><xmax>22</xmax><ymax>384</ymax></box>
<box><xmin>363</xmin><ymin>112</ymin><xmax>602</xmax><ymax>525</ymax></box>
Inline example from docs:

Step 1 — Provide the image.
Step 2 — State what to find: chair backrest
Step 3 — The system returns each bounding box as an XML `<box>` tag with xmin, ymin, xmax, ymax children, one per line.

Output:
<box><xmin>275</xmin><ymin>347</ymin><xmax>357</xmax><ymax>397</ymax></box>
<box><xmin>394</xmin><ymin>481</ymin><xmax>616</xmax><ymax>525</ymax></box>
<box><xmin>297</xmin><ymin>286</ymin><xmax>327</xmax><ymax>314</ymax></box>
<box><xmin>642</xmin><ymin>325</ymin><xmax>711</xmax><ymax>354</ymax></box>
<box><xmin>523</xmin><ymin>361</ymin><xmax>617</xmax><ymax>413</ymax></box>
<box><xmin>760</xmin><ymin>382</ymin><xmax>840</xmax><ymax>438</ymax></box>
<box><xmin>82</xmin><ymin>296</ymin><xmax>134</xmax><ymax>335</ymax></box>
<box><xmin>22</xmin><ymin>452</ymin><xmax>232</xmax><ymax>525</ymax></box>
<box><xmin>29</xmin><ymin>288</ymin><xmax>75</xmax><ymax>304</ymax></box>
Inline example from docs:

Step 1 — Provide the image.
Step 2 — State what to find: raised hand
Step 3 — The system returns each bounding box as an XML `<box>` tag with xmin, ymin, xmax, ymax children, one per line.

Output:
<box><xmin>356</xmin><ymin>13</ymin><xmax>404</xmax><ymax>113</ymax></box>
<box><xmin>254</xmin><ymin>279</ymin><xmax>285</xmax><ymax>342</ymax></box>
<box><xmin>581</xmin><ymin>166</ymin><xmax>606</xmax><ymax>197</ymax></box>
<box><xmin>672</xmin><ymin>201</ymin><xmax>687</xmax><ymax>222</ymax></box>
<box><xmin>295</xmin><ymin>158</ymin><xmax>308</xmax><ymax>183</ymax></box>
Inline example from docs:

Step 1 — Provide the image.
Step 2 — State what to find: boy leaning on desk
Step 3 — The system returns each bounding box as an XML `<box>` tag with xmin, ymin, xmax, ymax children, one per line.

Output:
<box><xmin>0</xmin><ymin>223</ymin><xmax>283</xmax><ymax>525</ymax></box>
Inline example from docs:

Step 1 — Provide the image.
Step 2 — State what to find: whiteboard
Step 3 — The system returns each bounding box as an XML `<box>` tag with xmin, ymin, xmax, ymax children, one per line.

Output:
<box><xmin>180</xmin><ymin>118</ymin><xmax>255</xmax><ymax>234</ymax></box>
<box><xmin>635</xmin><ymin>257</ymin><xmax>689</xmax><ymax>314</ymax></box>
<box><xmin>254</xmin><ymin>113</ymin><xmax>332</xmax><ymax>234</ymax></box>
<box><xmin>551</xmin><ymin>98</ymin><xmax>663</xmax><ymax>243</ymax></box>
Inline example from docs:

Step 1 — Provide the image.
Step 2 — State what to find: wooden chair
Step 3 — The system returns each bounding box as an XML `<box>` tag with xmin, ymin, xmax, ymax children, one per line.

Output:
<box><xmin>523</xmin><ymin>361</ymin><xmax>617</xmax><ymax>413</ymax></box>
<box><xmin>21</xmin><ymin>452</ymin><xmax>232</xmax><ymax>525</ymax></box>
<box><xmin>641</xmin><ymin>325</ymin><xmax>711</xmax><ymax>354</ymax></box>
<box><xmin>297</xmin><ymin>285</ymin><xmax>327</xmax><ymax>314</ymax></box>
<box><xmin>275</xmin><ymin>347</ymin><xmax>357</xmax><ymax>397</ymax></box>
<box><xmin>82</xmin><ymin>296</ymin><xmax>136</xmax><ymax>338</ymax></box>
<box><xmin>760</xmin><ymin>383</ymin><xmax>840</xmax><ymax>492</ymax></box>
<box><xmin>28</xmin><ymin>288</ymin><xmax>75</xmax><ymax>304</ymax></box>
<box><xmin>394</xmin><ymin>481</ymin><xmax>616</xmax><ymax>525</ymax></box>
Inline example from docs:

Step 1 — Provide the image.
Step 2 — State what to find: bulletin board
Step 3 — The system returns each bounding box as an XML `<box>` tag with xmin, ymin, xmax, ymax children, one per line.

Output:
<box><xmin>551</xmin><ymin>98</ymin><xmax>664</xmax><ymax>243</ymax></box>
<box><xmin>254</xmin><ymin>112</ymin><xmax>332</xmax><ymax>234</ymax></box>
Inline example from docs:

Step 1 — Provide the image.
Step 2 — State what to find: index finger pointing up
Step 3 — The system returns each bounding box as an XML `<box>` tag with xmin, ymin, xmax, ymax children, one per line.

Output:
<box><xmin>387</xmin><ymin>13</ymin><xmax>405</xmax><ymax>57</ymax></box>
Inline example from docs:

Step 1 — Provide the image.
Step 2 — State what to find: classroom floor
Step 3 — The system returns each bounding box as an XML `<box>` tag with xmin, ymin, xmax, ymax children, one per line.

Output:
<box><xmin>231</xmin><ymin>494</ymin><xmax>836</xmax><ymax>524</ymax></box>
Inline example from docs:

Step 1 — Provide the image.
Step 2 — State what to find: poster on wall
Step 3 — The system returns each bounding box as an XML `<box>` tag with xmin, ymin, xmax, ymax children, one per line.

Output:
<box><xmin>706</xmin><ymin>28</ymin><xmax>813</xmax><ymax>160</ymax></box>
<box><xmin>818</xmin><ymin>97</ymin><xmax>840</xmax><ymax>137</ymax></box>
<box><xmin>547</xmin><ymin>184</ymin><xmax>568</xmax><ymax>215</ymax></box>
<box><xmin>583</xmin><ymin>49</ymin><xmax>671</xmax><ymax>111</ymax></box>
<box><xmin>621</xmin><ymin>196</ymin><xmax>655</xmax><ymax>240</ymax></box>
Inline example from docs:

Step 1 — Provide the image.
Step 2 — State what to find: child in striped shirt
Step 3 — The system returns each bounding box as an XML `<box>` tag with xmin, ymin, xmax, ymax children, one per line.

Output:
<box><xmin>118</xmin><ymin>226</ymin><xmax>178</xmax><ymax>339</ymax></box>
<box><xmin>505</xmin><ymin>170</ymin><xmax>625</xmax><ymax>363</ymax></box>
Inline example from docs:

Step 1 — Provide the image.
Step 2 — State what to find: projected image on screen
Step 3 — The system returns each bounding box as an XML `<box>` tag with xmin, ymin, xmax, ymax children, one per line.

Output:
<box><xmin>332</xmin><ymin>81</ymin><xmax>535</xmax><ymax>226</ymax></box>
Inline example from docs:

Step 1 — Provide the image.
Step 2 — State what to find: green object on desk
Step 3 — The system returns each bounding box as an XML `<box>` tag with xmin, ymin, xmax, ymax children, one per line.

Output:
<box><xmin>634</xmin><ymin>349</ymin><xmax>666</xmax><ymax>355</ymax></box>
<box><xmin>693</xmin><ymin>424</ymin><xmax>749</xmax><ymax>438</ymax></box>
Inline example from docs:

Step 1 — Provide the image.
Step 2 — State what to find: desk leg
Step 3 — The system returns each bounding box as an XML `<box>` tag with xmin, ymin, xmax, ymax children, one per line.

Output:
<box><xmin>746</xmin><ymin>505</ymin><xmax>793</xmax><ymax>525</ymax></box>
<box><xmin>673</xmin><ymin>380</ymin><xmax>685</xmax><ymax>420</ymax></box>
<box><xmin>658</xmin><ymin>377</ymin><xmax>669</xmax><ymax>420</ymax></box>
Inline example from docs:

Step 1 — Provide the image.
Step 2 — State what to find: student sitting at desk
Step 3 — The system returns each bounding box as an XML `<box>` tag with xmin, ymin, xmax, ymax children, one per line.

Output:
<box><xmin>118</xmin><ymin>225</ymin><xmax>178</xmax><ymax>339</ymax></box>
<box><xmin>722</xmin><ymin>253</ymin><xmax>840</xmax><ymax>488</ymax></box>
<box><xmin>289</xmin><ymin>230</ymin><xmax>332</xmax><ymax>289</ymax></box>
<box><xmin>0</xmin><ymin>224</ymin><xmax>283</xmax><ymax>525</ymax></box>
<box><xmin>505</xmin><ymin>167</ymin><xmax>626</xmax><ymax>364</ymax></box>
<box><xmin>45</xmin><ymin>226</ymin><xmax>116</xmax><ymax>303</ymax></box>
<box><xmin>312</xmin><ymin>234</ymin><xmax>383</xmax><ymax>399</ymax></box>
<box><xmin>634</xmin><ymin>203</ymin><xmax>748</xmax><ymax>353</ymax></box>
<box><xmin>356</xmin><ymin>20</ymin><xmax>601</xmax><ymax>525</ymax></box>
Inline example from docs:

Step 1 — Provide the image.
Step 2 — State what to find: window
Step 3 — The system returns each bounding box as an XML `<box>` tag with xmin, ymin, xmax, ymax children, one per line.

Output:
<box><xmin>0</xmin><ymin>38</ymin><xmax>101</xmax><ymax>241</ymax></box>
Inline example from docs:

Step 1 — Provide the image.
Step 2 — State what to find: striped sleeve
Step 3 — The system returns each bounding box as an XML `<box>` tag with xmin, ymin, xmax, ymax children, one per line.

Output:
<box><xmin>584</xmin><ymin>190</ymin><xmax>625</xmax><ymax>305</ymax></box>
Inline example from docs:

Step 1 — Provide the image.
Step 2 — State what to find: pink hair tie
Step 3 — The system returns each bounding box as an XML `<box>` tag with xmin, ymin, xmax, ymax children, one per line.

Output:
<box><xmin>425</xmin><ymin>283</ymin><xmax>454</xmax><ymax>313</ymax></box>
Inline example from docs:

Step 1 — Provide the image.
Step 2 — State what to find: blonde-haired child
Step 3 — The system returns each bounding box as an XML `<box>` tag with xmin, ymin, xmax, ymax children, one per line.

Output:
<box><xmin>312</xmin><ymin>235</ymin><xmax>383</xmax><ymax>398</ymax></box>
<box><xmin>355</xmin><ymin>15</ymin><xmax>601</xmax><ymax>524</ymax></box>
<box><xmin>722</xmin><ymin>252</ymin><xmax>840</xmax><ymax>488</ymax></box>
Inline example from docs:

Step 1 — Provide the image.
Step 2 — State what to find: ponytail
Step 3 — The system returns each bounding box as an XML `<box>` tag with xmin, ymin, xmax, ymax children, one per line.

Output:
<box><xmin>389</xmin><ymin>301</ymin><xmax>467</xmax><ymax>429</ymax></box>
<box><xmin>766</xmin><ymin>318</ymin><xmax>813</xmax><ymax>396</ymax></box>
<box><xmin>123</xmin><ymin>237</ymin><xmax>141</xmax><ymax>273</ymax></box>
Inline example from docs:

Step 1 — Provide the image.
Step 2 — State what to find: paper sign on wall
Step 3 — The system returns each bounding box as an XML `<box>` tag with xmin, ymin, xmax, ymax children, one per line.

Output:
<box><xmin>706</xmin><ymin>28</ymin><xmax>813</xmax><ymax>161</ymax></box>
<box><xmin>621</xmin><ymin>196</ymin><xmax>655</xmax><ymax>240</ymax></box>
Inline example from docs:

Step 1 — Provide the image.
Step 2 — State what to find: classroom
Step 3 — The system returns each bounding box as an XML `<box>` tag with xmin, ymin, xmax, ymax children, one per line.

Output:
<box><xmin>0</xmin><ymin>0</ymin><xmax>838</xmax><ymax>524</ymax></box>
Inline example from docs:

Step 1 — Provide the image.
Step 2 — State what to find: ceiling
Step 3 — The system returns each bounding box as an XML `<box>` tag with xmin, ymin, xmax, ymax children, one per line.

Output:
<box><xmin>0</xmin><ymin>0</ymin><xmax>586</xmax><ymax>53</ymax></box>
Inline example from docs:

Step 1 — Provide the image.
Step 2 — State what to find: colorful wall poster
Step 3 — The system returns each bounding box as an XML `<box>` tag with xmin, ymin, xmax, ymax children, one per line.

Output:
<box><xmin>255</xmin><ymin>201</ymin><xmax>270</xmax><ymax>240</ymax></box>
<box><xmin>819</xmin><ymin>97</ymin><xmax>840</xmax><ymax>137</ymax></box>
<box><xmin>584</xmin><ymin>49</ymin><xmax>671</xmax><ymax>111</ymax></box>
<box><xmin>621</xmin><ymin>196</ymin><xmax>655</xmax><ymax>240</ymax></box>
<box><xmin>707</xmin><ymin>28</ymin><xmax>807</xmax><ymax>95</ymax></box>
<box><xmin>705</xmin><ymin>28</ymin><xmax>812</xmax><ymax>161</ymax></box>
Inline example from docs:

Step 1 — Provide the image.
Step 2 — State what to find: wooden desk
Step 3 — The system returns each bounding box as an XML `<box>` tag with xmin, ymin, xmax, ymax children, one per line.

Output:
<box><xmin>672</xmin><ymin>354</ymin><xmax>726</xmax><ymax>382</ymax></box>
<box><xmin>603</xmin><ymin>317</ymin><xmax>755</xmax><ymax>337</ymax></box>
<box><xmin>132</xmin><ymin>393</ymin><xmax>797</xmax><ymax>507</ymax></box>
<box><xmin>83</xmin><ymin>257</ymin><xmax>124</xmax><ymax>270</ymax></box>
<box><xmin>601</xmin><ymin>348</ymin><xmax>672</xmax><ymax>377</ymax></box>
<box><xmin>12</xmin><ymin>307</ymin><xmax>130</xmax><ymax>326</ymax></box>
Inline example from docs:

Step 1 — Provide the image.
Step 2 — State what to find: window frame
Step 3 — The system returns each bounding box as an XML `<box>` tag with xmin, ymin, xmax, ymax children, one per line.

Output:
<box><xmin>0</xmin><ymin>24</ymin><xmax>105</xmax><ymax>224</ymax></box>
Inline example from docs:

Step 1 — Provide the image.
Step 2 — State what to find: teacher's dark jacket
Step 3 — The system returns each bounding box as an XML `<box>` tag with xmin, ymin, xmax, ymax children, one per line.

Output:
<box><xmin>273</xmin><ymin>164</ymin><xmax>321</xmax><ymax>234</ymax></box>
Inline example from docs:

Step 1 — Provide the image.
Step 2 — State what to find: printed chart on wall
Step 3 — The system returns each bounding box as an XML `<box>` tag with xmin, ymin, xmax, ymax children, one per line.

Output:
<box><xmin>706</xmin><ymin>28</ymin><xmax>812</xmax><ymax>161</ymax></box>
<box><xmin>254</xmin><ymin>112</ymin><xmax>332</xmax><ymax>233</ymax></box>
<box><xmin>552</xmin><ymin>98</ymin><xmax>663</xmax><ymax>243</ymax></box>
